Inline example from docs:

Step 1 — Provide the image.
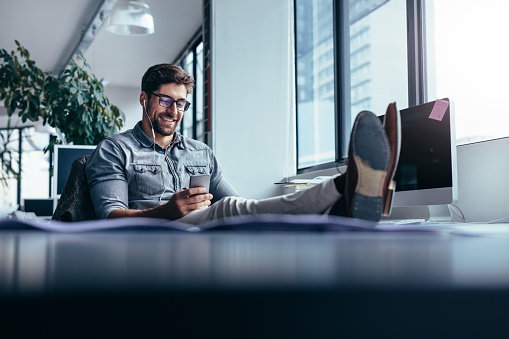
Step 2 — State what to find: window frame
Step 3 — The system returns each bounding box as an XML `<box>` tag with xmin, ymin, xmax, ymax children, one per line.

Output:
<box><xmin>173</xmin><ymin>28</ymin><xmax>205</xmax><ymax>142</ymax></box>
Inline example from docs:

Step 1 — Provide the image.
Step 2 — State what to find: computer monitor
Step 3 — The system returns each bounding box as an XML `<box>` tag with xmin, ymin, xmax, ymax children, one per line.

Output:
<box><xmin>52</xmin><ymin>145</ymin><xmax>96</xmax><ymax>198</ymax></box>
<box><xmin>385</xmin><ymin>98</ymin><xmax>457</xmax><ymax>220</ymax></box>
<box><xmin>23</xmin><ymin>198</ymin><xmax>55</xmax><ymax>218</ymax></box>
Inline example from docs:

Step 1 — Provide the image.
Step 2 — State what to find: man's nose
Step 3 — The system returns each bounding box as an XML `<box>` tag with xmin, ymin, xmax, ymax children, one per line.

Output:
<box><xmin>166</xmin><ymin>102</ymin><xmax>178</xmax><ymax>114</ymax></box>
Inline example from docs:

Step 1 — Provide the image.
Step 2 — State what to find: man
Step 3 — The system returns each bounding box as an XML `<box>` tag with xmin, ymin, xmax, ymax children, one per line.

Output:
<box><xmin>86</xmin><ymin>64</ymin><xmax>400</xmax><ymax>226</ymax></box>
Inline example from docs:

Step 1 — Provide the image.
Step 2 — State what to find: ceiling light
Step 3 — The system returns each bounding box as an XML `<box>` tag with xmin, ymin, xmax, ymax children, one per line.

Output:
<box><xmin>106</xmin><ymin>0</ymin><xmax>155</xmax><ymax>36</ymax></box>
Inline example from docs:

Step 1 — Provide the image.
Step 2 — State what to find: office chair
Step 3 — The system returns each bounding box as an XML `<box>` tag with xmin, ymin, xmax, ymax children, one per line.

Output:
<box><xmin>52</xmin><ymin>155</ymin><xmax>97</xmax><ymax>222</ymax></box>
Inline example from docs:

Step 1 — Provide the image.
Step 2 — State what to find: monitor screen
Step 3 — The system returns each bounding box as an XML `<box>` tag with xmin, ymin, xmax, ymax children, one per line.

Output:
<box><xmin>23</xmin><ymin>198</ymin><xmax>55</xmax><ymax>217</ymax></box>
<box><xmin>53</xmin><ymin>145</ymin><xmax>96</xmax><ymax>198</ymax></box>
<box><xmin>385</xmin><ymin>98</ymin><xmax>457</xmax><ymax>207</ymax></box>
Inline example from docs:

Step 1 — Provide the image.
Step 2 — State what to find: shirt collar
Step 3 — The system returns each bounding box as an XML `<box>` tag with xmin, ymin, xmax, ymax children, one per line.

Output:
<box><xmin>133</xmin><ymin>121</ymin><xmax>185</xmax><ymax>150</ymax></box>
<box><xmin>172</xmin><ymin>132</ymin><xmax>185</xmax><ymax>149</ymax></box>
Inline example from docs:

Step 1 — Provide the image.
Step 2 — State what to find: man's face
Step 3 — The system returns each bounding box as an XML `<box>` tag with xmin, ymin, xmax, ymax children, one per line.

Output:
<box><xmin>146</xmin><ymin>83</ymin><xmax>188</xmax><ymax>137</ymax></box>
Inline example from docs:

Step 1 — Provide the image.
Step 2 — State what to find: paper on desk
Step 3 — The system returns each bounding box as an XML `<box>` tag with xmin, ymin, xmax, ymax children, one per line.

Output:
<box><xmin>0</xmin><ymin>203</ymin><xmax>19</xmax><ymax>219</ymax></box>
<box><xmin>0</xmin><ymin>213</ymin><xmax>466</xmax><ymax>234</ymax></box>
<box><xmin>277</xmin><ymin>176</ymin><xmax>333</xmax><ymax>188</ymax></box>
<box><xmin>0</xmin><ymin>217</ymin><xmax>192</xmax><ymax>232</ymax></box>
<box><xmin>0</xmin><ymin>214</ymin><xmax>382</xmax><ymax>233</ymax></box>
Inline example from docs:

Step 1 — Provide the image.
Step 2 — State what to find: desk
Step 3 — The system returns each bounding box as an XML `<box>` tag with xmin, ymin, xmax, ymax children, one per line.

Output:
<box><xmin>2</xmin><ymin>225</ymin><xmax>509</xmax><ymax>337</ymax></box>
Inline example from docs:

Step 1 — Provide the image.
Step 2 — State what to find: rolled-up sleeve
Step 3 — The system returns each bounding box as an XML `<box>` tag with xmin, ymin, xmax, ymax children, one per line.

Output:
<box><xmin>86</xmin><ymin>139</ymin><xmax>129</xmax><ymax>219</ymax></box>
<box><xmin>208</xmin><ymin>149</ymin><xmax>239</xmax><ymax>202</ymax></box>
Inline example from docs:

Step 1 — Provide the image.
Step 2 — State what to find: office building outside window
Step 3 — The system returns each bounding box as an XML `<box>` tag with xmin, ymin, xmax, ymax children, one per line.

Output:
<box><xmin>296</xmin><ymin>0</ymin><xmax>509</xmax><ymax>172</ymax></box>
<box><xmin>349</xmin><ymin>0</ymin><xmax>408</xmax><ymax>123</ymax></box>
<box><xmin>295</xmin><ymin>0</ymin><xmax>335</xmax><ymax>169</ymax></box>
<box><xmin>295</xmin><ymin>0</ymin><xmax>408</xmax><ymax>171</ymax></box>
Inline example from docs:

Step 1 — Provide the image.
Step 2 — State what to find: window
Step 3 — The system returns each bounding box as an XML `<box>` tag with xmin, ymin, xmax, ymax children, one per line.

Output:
<box><xmin>296</xmin><ymin>0</ymin><xmax>509</xmax><ymax>172</ymax></box>
<box><xmin>349</xmin><ymin>0</ymin><xmax>408</xmax><ymax>124</ymax></box>
<box><xmin>425</xmin><ymin>0</ymin><xmax>509</xmax><ymax>145</ymax></box>
<box><xmin>0</xmin><ymin>127</ymin><xmax>50</xmax><ymax>208</ymax></box>
<box><xmin>182</xmin><ymin>52</ymin><xmax>195</xmax><ymax>139</ymax></box>
<box><xmin>295</xmin><ymin>0</ymin><xmax>336</xmax><ymax>169</ymax></box>
<box><xmin>0</xmin><ymin>128</ymin><xmax>19</xmax><ymax>206</ymax></box>
<box><xmin>176</xmin><ymin>33</ymin><xmax>205</xmax><ymax>143</ymax></box>
<box><xmin>295</xmin><ymin>0</ymin><xmax>408</xmax><ymax>171</ymax></box>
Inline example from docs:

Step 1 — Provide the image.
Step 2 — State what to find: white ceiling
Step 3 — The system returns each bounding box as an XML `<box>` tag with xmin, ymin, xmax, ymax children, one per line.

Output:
<box><xmin>0</xmin><ymin>0</ymin><xmax>203</xmax><ymax>127</ymax></box>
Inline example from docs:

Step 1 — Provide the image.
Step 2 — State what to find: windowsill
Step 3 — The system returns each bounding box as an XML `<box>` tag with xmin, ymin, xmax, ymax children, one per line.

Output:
<box><xmin>290</xmin><ymin>162</ymin><xmax>347</xmax><ymax>181</ymax></box>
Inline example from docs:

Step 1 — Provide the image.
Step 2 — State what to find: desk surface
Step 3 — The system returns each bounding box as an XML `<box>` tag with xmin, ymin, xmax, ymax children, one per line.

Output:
<box><xmin>2</xmin><ymin>225</ymin><xmax>509</xmax><ymax>337</ymax></box>
<box><xmin>3</xmin><ymin>226</ymin><xmax>509</xmax><ymax>293</ymax></box>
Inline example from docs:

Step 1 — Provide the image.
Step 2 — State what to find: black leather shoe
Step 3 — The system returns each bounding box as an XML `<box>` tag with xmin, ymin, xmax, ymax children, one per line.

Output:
<box><xmin>381</xmin><ymin>102</ymin><xmax>401</xmax><ymax>216</ymax></box>
<box><xmin>330</xmin><ymin>110</ymin><xmax>392</xmax><ymax>221</ymax></box>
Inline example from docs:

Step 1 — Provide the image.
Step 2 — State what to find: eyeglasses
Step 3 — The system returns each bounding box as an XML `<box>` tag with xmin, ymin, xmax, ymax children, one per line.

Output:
<box><xmin>151</xmin><ymin>93</ymin><xmax>191</xmax><ymax>112</ymax></box>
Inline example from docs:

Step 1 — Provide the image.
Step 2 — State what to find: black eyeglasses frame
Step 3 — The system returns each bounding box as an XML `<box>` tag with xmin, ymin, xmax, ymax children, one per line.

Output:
<box><xmin>151</xmin><ymin>92</ymin><xmax>191</xmax><ymax>112</ymax></box>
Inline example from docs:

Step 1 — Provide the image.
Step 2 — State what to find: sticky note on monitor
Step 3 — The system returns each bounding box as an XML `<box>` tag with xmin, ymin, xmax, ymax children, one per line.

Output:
<box><xmin>428</xmin><ymin>99</ymin><xmax>449</xmax><ymax>121</ymax></box>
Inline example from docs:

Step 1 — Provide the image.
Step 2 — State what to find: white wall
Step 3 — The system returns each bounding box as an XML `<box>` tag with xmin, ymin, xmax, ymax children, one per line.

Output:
<box><xmin>211</xmin><ymin>0</ymin><xmax>296</xmax><ymax>199</ymax></box>
<box><xmin>104</xmin><ymin>86</ymin><xmax>142</xmax><ymax>132</ymax></box>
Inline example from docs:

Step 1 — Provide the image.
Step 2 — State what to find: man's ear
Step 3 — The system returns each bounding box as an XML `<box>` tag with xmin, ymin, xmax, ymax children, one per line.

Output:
<box><xmin>139</xmin><ymin>92</ymin><xmax>147</xmax><ymax>107</ymax></box>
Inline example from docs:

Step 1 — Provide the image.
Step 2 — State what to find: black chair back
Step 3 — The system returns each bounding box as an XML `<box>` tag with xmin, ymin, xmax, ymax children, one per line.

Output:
<box><xmin>52</xmin><ymin>155</ymin><xmax>97</xmax><ymax>222</ymax></box>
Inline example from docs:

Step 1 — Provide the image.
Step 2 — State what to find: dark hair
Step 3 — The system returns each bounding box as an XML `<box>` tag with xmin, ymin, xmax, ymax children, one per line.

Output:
<box><xmin>141</xmin><ymin>64</ymin><xmax>195</xmax><ymax>95</ymax></box>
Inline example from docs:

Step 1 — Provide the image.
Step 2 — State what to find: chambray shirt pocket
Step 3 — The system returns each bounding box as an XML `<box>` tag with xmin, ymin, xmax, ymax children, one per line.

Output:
<box><xmin>133</xmin><ymin>163</ymin><xmax>164</xmax><ymax>195</ymax></box>
<box><xmin>185</xmin><ymin>165</ymin><xmax>208</xmax><ymax>175</ymax></box>
<box><xmin>184</xmin><ymin>165</ymin><xmax>209</xmax><ymax>188</ymax></box>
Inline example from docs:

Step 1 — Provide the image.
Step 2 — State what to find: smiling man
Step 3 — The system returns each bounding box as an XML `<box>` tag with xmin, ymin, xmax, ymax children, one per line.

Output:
<box><xmin>86</xmin><ymin>63</ymin><xmax>400</xmax><ymax>226</ymax></box>
<box><xmin>86</xmin><ymin>64</ymin><xmax>235</xmax><ymax>222</ymax></box>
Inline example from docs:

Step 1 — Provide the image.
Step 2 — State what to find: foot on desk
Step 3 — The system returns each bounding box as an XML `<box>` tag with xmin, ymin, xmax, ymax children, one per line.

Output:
<box><xmin>330</xmin><ymin>106</ymin><xmax>400</xmax><ymax>222</ymax></box>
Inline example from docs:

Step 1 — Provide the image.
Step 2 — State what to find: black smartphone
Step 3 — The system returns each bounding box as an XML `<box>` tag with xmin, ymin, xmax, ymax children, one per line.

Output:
<box><xmin>190</xmin><ymin>174</ymin><xmax>210</xmax><ymax>192</ymax></box>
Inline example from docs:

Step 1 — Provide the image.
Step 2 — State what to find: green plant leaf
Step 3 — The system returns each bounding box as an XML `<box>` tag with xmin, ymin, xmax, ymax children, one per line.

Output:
<box><xmin>0</xmin><ymin>40</ymin><xmax>124</xmax><ymax>188</ymax></box>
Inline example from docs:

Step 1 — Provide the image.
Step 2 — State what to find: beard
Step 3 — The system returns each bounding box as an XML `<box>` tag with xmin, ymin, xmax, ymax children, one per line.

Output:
<box><xmin>151</xmin><ymin>113</ymin><xmax>179</xmax><ymax>136</ymax></box>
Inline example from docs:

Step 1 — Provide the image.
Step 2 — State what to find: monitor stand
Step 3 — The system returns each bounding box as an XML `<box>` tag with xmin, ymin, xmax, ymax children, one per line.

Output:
<box><xmin>428</xmin><ymin>204</ymin><xmax>454</xmax><ymax>223</ymax></box>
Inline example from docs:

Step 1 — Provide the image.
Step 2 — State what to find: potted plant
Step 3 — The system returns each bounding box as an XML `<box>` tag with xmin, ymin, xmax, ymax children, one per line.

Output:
<box><xmin>0</xmin><ymin>40</ymin><xmax>124</xmax><ymax>187</ymax></box>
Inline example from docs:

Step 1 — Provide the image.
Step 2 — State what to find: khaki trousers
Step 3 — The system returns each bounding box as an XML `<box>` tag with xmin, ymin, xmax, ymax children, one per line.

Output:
<box><xmin>177</xmin><ymin>177</ymin><xmax>340</xmax><ymax>225</ymax></box>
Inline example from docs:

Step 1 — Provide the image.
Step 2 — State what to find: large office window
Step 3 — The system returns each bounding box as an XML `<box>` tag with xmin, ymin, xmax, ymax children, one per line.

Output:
<box><xmin>425</xmin><ymin>0</ymin><xmax>509</xmax><ymax>145</ymax></box>
<box><xmin>177</xmin><ymin>34</ymin><xmax>205</xmax><ymax>143</ymax></box>
<box><xmin>0</xmin><ymin>127</ymin><xmax>50</xmax><ymax>208</ymax></box>
<box><xmin>182</xmin><ymin>52</ymin><xmax>195</xmax><ymax>138</ymax></box>
<box><xmin>349</xmin><ymin>0</ymin><xmax>408</xmax><ymax>122</ymax></box>
<box><xmin>296</xmin><ymin>0</ymin><xmax>509</xmax><ymax>172</ymax></box>
<box><xmin>295</xmin><ymin>0</ymin><xmax>336</xmax><ymax>169</ymax></box>
<box><xmin>295</xmin><ymin>0</ymin><xmax>408</xmax><ymax>171</ymax></box>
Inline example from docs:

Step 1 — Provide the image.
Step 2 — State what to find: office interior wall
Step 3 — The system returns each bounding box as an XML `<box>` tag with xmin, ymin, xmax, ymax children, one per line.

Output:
<box><xmin>211</xmin><ymin>0</ymin><xmax>296</xmax><ymax>199</ymax></box>
<box><xmin>104</xmin><ymin>86</ymin><xmax>142</xmax><ymax>132</ymax></box>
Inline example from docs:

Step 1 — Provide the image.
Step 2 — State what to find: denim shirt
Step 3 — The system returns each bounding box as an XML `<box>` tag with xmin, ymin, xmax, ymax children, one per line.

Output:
<box><xmin>86</xmin><ymin>121</ymin><xmax>238</xmax><ymax>219</ymax></box>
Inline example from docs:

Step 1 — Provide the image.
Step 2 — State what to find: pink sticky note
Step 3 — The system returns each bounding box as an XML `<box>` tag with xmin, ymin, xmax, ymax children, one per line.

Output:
<box><xmin>429</xmin><ymin>99</ymin><xmax>449</xmax><ymax>121</ymax></box>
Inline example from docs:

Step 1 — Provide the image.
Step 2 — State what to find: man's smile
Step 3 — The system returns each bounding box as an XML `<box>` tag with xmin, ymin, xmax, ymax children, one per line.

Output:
<box><xmin>160</xmin><ymin>115</ymin><xmax>178</xmax><ymax>125</ymax></box>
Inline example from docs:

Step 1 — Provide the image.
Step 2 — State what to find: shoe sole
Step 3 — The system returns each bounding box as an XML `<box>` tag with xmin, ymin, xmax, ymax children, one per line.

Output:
<box><xmin>350</xmin><ymin>111</ymin><xmax>391</xmax><ymax>221</ymax></box>
<box><xmin>381</xmin><ymin>102</ymin><xmax>401</xmax><ymax>216</ymax></box>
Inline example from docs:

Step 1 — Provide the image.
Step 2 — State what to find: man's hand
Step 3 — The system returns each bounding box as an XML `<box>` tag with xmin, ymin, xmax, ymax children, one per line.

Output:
<box><xmin>164</xmin><ymin>187</ymin><xmax>213</xmax><ymax>220</ymax></box>
<box><xmin>107</xmin><ymin>187</ymin><xmax>213</xmax><ymax>221</ymax></box>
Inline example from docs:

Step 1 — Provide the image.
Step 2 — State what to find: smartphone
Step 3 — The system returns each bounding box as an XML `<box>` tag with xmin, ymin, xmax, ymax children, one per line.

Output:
<box><xmin>190</xmin><ymin>174</ymin><xmax>210</xmax><ymax>193</ymax></box>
